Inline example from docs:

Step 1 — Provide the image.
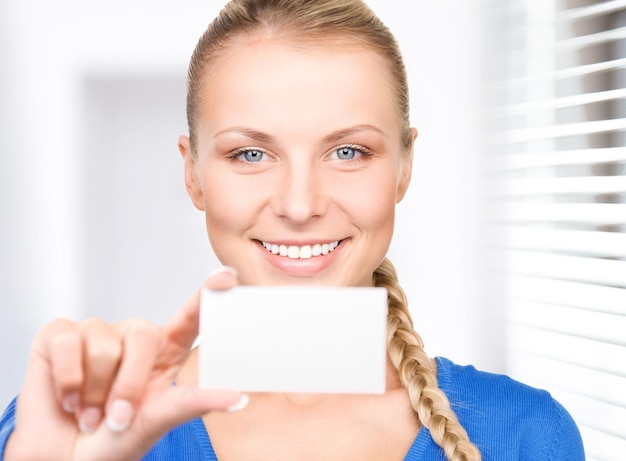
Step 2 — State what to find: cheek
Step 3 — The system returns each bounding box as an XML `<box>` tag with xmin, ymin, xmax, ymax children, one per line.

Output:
<box><xmin>201</xmin><ymin>173</ymin><xmax>259</xmax><ymax>233</ymax></box>
<box><xmin>344</xmin><ymin>173</ymin><xmax>398</xmax><ymax>222</ymax></box>
<box><xmin>366</xmin><ymin>191</ymin><xmax>397</xmax><ymax>248</ymax></box>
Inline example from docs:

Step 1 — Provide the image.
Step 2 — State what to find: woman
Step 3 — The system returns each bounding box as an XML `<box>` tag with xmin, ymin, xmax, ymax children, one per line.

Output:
<box><xmin>0</xmin><ymin>1</ymin><xmax>584</xmax><ymax>460</ymax></box>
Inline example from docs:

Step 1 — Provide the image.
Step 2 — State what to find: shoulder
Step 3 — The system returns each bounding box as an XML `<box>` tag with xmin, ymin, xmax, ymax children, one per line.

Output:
<box><xmin>435</xmin><ymin>356</ymin><xmax>552</xmax><ymax>412</ymax></box>
<box><xmin>435</xmin><ymin>357</ymin><xmax>585</xmax><ymax>460</ymax></box>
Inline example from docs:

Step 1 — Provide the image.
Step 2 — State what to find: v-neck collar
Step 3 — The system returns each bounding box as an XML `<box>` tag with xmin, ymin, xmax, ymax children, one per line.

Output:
<box><xmin>191</xmin><ymin>357</ymin><xmax>451</xmax><ymax>461</ymax></box>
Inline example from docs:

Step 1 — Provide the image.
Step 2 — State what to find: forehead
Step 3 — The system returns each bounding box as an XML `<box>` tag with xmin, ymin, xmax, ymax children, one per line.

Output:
<box><xmin>196</xmin><ymin>37</ymin><xmax>400</xmax><ymax>138</ymax></box>
<box><xmin>210</xmin><ymin>31</ymin><xmax>393</xmax><ymax>78</ymax></box>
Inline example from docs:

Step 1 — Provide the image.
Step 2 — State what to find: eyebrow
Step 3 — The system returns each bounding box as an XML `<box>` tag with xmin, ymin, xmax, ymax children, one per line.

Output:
<box><xmin>213</xmin><ymin>127</ymin><xmax>276</xmax><ymax>144</ymax></box>
<box><xmin>321</xmin><ymin>124</ymin><xmax>385</xmax><ymax>144</ymax></box>
<box><xmin>213</xmin><ymin>124</ymin><xmax>385</xmax><ymax>144</ymax></box>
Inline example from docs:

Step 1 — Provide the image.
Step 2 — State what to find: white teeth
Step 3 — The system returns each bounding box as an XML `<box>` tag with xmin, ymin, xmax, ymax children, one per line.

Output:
<box><xmin>300</xmin><ymin>245</ymin><xmax>312</xmax><ymax>259</ymax></box>
<box><xmin>261</xmin><ymin>240</ymin><xmax>340</xmax><ymax>259</ymax></box>
<box><xmin>287</xmin><ymin>246</ymin><xmax>299</xmax><ymax>259</ymax></box>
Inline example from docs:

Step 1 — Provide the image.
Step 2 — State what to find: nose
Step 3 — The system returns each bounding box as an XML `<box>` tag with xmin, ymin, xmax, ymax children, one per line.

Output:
<box><xmin>272</xmin><ymin>161</ymin><xmax>327</xmax><ymax>224</ymax></box>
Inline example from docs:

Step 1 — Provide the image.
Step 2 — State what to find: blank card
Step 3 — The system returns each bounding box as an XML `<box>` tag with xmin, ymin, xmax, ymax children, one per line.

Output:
<box><xmin>199</xmin><ymin>285</ymin><xmax>388</xmax><ymax>394</ymax></box>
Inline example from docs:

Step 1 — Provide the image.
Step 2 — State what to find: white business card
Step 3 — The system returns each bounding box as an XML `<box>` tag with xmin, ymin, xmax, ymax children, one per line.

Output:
<box><xmin>199</xmin><ymin>285</ymin><xmax>388</xmax><ymax>394</ymax></box>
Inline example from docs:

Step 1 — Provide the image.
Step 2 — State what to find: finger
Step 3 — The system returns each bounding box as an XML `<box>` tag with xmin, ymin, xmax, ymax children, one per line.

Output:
<box><xmin>85</xmin><ymin>387</ymin><xmax>247</xmax><ymax>461</ymax></box>
<box><xmin>161</xmin><ymin>266</ymin><xmax>239</xmax><ymax>352</ymax></box>
<box><xmin>204</xmin><ymin>265</ymin><xmax>238</xmax><ymax>290</ymax></box>
<box><xmin>11</xmin><ymin>325</ymin><xmax>80</xmax><ymax>461</ymax></box>
<box><xmin>141</xmin><ymin>385</ymin><xmax>247</xmax><ymax>436</ymax></box>
<box><xmin>104</xmin><ymin>319</ymin><xmax>161</xmax><ymax>433</ymax></box>
<box><xmin>38</xmin><ymin>319</ymin><xmax>83</xmax><ymax>413</ymax></box>
<box><xmin>48</xmin><ymin>326</ymin><xmax>83</xmax><ymax>413</ymax></box>
<box><xmin>78</xmin><ymin>318</ymin><xmax>122</xmax><ymax>408</ymax></box>
<box><xmin>28</xmin><ymin>318</ymin><xmax>87</xmax><ymax>419</ymax></box>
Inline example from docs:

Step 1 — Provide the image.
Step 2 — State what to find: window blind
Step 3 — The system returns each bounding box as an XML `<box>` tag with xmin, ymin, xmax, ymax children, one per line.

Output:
<box><xmin>485</xmin><ymin>1</ymin><xmax>626</xmax><ymax>459</ymax></box>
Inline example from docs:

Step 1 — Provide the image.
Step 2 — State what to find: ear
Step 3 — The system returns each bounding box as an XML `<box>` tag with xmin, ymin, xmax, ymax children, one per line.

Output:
<box><xmin>395</xmin><ymin>127</ymin><xmax>417</xmax><ymax>203</ymax></box>
<box><xmin>178</xmin><ymin>135</ymin><xmax>205</xmax><ymax>211</ymax></box>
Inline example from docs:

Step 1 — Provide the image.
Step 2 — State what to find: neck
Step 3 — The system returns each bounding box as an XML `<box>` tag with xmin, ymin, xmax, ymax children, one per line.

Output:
<box><xmin>178</xmin><ymin>348</ymin><xmax>406</xmax><ymax>401</ymax></box>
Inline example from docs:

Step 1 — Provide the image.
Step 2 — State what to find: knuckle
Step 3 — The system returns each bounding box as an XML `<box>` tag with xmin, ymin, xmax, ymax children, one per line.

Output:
<box><xmin>48</xmin><ymin>330</ymin><xmax>81</xmax><ymax>352</ymax></box>
<box><xmin>81</xmin><ymin>328</ymin><xmax>123</xmax><ymax>404</ymax></box>
<box><xmin>112</xmin><ymin>377</ymin><xmax>145</xmax><ymax>400</ymax></box>
<box><xmin>49</xmin><ymin>335</ymin><xmax>83</xmax><ymax>387</ymax></box>
<box><xmin>80</xmin><ymin>317</ymin><xmax>107</xmax><ymax>331</ymax></box>
<box><xmin>126</xmin><ymin>318</ymin><xmax>160</xmax><ymax>337</ymax></box>
<box><xmin>80</xmin><ymin>319</ymin><xmax>123</xmax><ymax>364</ymax></box>
<box><xmin>121</xmin><ymin>318</ymin><xmax>162</xmax><ymax>347</ymax></box>
<box><xmin>31</xmin><ymin>318</ymin><xmax>75</xmax><ymax>350</ymax></box>
<box><xmin>86</xmin><ymin>340</ymin><xmax>123</xmax><ymax>367</ymax></box>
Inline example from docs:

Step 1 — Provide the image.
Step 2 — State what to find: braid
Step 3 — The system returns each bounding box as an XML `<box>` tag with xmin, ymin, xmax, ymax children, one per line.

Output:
<box><xmin>373</xmin><ymin>258</ymin><xmax>482</xmax><ymax>461</ymax></box>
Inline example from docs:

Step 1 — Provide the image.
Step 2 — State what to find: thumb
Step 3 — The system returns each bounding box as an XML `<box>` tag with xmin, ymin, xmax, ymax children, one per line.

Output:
<box><xmin>162</xmin><ymin>266</ymin><xmax>239</xmax><ymax>350</ymax></box>
<box><xmin>85</xmin><ymin>387</ymin><xmax>247</xmax><ymax>461</ymax></box>
<box><xmin>144</xmin><ymin>385</ymin><xmax>247</xmax><ymax>434</ymax></box>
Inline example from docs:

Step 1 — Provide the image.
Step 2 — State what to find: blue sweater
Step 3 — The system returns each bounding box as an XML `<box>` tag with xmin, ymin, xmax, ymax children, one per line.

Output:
<box><xmin>0</xmin><ymin>357</ymin><xmax>585</xmax><ymax>460</ymax></box>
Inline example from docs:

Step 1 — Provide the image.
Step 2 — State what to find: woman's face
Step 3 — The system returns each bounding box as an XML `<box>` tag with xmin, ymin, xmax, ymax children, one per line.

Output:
<box><xmin>179</xmin><ymin>38</ymin><xmax>414</xmax><ymax>287</ymax></box>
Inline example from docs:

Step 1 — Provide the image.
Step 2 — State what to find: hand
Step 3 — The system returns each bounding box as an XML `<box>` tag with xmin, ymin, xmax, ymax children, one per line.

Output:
<box><xmin>5</xmin><ymin>267</ymin><xmax>244</xmax><ymax>461</ymax></box>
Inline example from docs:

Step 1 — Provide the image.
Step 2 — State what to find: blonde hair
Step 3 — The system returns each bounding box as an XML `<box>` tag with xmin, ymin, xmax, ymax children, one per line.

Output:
<box><xmin>186</xmin><ymin>0</ymin><xmax>412</xmax><ymax>156</ymax></box>
<box><xmin>186</xmin><ymin>1</ymin><xmax>481</xmax><ymax>459</ymax></box>
<box><xmin>374</xmin><ymin>258</ymin><xmax>481</xmax><ymax>460</ymax></box>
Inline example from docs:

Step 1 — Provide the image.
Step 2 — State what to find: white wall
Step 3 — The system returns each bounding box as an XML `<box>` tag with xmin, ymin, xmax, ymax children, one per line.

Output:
<box><xmin>0</xmin><ymin>0</ymin><xmax>501</xmax><ymax>408</ymax></box>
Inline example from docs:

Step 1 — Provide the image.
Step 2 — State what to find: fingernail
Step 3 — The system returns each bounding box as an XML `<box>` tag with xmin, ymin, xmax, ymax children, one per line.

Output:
<box><xmin>226</xmin><ymin>393</ymin><xmax>249</xmax><ymax>413</ymax></box>
<box><xmin>106</xmin><ymin>399</ymin><xmax>134</xmax><ymax>433</ymax></box>
<box><xmin>208</xmin><ymin>265</ymin><xmax>238</xmax><ymax>278</ymax></box>
<box><xmin>62</xmin><ymin>392</ymin><xmax>79</xmax><ymax>413</ymax></box>
<box><xmin>78</xmin><ymin>406</ymin><xmax>102</xmax><ymax>433</ymax></box>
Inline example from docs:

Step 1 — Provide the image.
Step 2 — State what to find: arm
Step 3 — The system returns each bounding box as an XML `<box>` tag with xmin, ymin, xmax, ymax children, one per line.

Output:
<box><xmin>545</xmin><ymin>400</ymin><xmax>585</xmax><ymax>461</ymax></box>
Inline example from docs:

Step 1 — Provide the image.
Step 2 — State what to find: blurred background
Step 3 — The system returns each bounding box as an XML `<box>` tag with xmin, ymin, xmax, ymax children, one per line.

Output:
<box><xmin>0</xmin><ymin>0</ymin><xmax>624</xmax><ymax>459</ymax></box>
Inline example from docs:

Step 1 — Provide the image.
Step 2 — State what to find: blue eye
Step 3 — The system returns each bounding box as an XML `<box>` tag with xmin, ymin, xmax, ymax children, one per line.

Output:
<box><xmin>237</xmin><ymin>149</ymin><xmax>265</xmax><ymax>162</ymax></box>
<box><xmin>334</xmin><ymin>146</ymin><xmax>361</xmax><ymax>160</ymax></box>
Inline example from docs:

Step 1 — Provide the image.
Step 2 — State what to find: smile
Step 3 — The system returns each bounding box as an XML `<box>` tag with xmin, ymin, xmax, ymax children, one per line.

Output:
<box><xmin>260</xmin><ymin>240</ymin><xmax>340</xmax><ymax>259</ymax></box>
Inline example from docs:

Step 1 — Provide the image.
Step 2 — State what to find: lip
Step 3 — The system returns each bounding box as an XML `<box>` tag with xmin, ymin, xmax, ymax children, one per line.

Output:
<box><xmin>259</xmin><ymin>238</ymin><xmax>341</xmax><ymax>246</ymax></box>
<box><xmin>255</xmin><ymin>239</ymin><xmax>346</xmax><ymax>276</ymax></box>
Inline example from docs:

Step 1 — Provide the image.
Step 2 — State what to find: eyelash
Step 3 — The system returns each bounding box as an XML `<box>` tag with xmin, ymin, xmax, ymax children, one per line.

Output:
<box><xmin>329</xmin><ymin>144</ymin><xmax>372</xmax><ymax>161</ymax></box>
<box><xmin>227</xmin><ymin>147</ymin><xmax>270</xmax><ymax>164</ymax></box>
<box><xmin>226</xmin><ymin>144</ymin><xmax>373</xmax><ymax>164</ymax></box>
